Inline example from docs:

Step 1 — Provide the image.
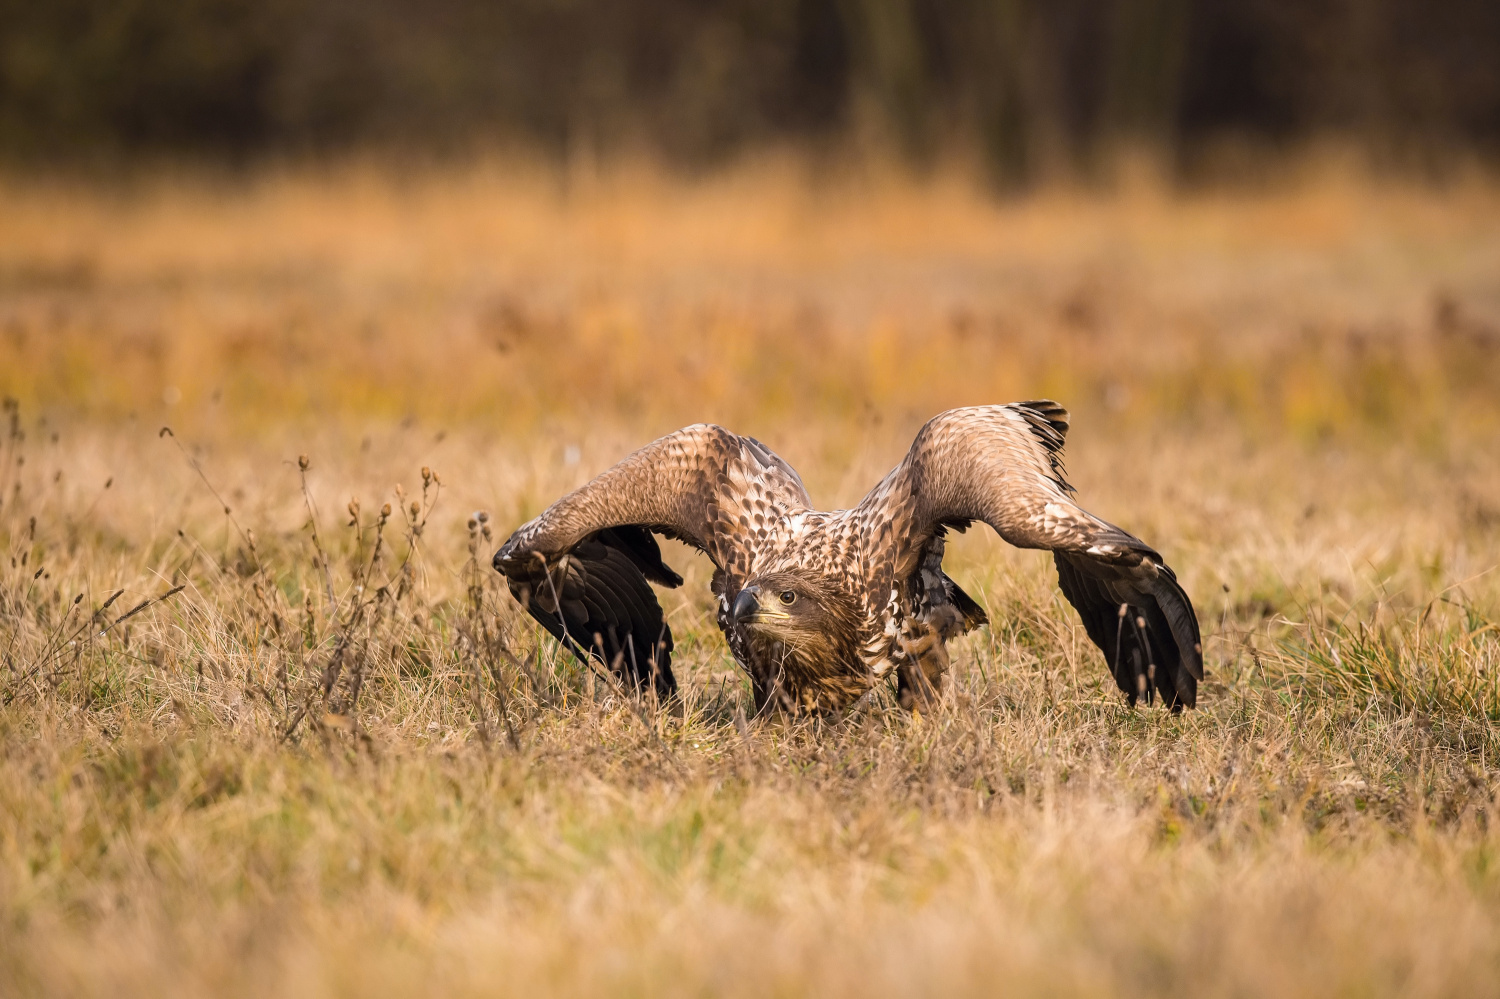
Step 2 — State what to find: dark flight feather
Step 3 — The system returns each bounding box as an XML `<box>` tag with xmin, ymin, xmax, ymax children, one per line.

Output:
<box><xmin>507</xmin><ymin>536</ymin><xmax>676</xmax><ymax>699</ymax></box>
<box><xmin>1053</xmin><ymin>550</ymin><xmax>1201</xmax><ymax>710</ymax></box>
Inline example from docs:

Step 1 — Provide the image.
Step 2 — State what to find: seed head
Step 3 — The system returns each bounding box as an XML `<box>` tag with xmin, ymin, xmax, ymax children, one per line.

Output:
<box><xmin>298</xmin><ymin>454</ymin><xmax>310</xmax><ymax>471</ymax></box>
<box><xmin>381</xmin><ymin>502</ymin><xmax>392</xmax><ymax>520</ymax></box>
<box><xmin>421</xmin><ymin>466</ymin><xmax>432</xmax><ymax>485</ymax></box>
<box><xmin>410</xmin><ymin>500</ymin><xmax>420</xmax><ymax>518</ymax></box>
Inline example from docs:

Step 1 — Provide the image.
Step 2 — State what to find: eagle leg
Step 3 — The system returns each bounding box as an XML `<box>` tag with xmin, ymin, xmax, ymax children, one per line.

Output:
<box><xmin>896</xmin><ymin>629</ymin><xmax>949</xmax><ymax>711</ymax></box>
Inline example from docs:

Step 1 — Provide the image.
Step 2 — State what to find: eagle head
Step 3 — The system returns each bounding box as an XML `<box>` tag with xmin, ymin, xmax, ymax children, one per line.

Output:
<box><xmin>726</xmin><ymin>571</ymin><xmax>866</xmax><ymax>710</ymax></box>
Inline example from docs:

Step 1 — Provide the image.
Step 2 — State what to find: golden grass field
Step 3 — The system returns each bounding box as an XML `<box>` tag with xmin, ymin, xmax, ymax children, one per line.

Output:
<box><xmin>2</xmin><ymin>158</ymin><xmax>1499</xmax><ymax>996</ymax></box>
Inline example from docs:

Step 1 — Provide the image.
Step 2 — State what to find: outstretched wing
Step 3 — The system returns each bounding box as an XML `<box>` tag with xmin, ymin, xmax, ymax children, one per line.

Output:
<box><xmin>507</xmin><ymin>527</ymin><xmax>680</xmax><ymax>700</ymax></box>
<box><xmin>494</xmin><ymin>425</ymin><xmax>812</xmax><ymax>695</ymax></box>
<box><xmin>857</xmin><ymin>402</ymin><xmax>1202</xmax><ymax>710</ymax></box>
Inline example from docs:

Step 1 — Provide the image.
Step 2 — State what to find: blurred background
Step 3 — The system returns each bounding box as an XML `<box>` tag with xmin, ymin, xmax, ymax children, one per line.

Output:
<box><xmin>1</xmin><ymin>0</ymin><xmax>1498</xmax><ymax>452</ymax></box>
<box><xmin>2</xmin><ymin>0</ymin><xmax>1498</xmax><ymax>179</ymax></box>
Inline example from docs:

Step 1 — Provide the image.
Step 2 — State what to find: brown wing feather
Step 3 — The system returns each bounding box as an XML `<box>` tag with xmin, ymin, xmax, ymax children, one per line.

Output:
<box><xmin>858</xmin><ymin>403</ymin><xmax>1202</xmax><ymax>709</ymax></box>
<box><xmin>494</xmin><ymin>425</ymin><xmax>811</xmax><ymax>690</ymax></box>
<box><xmin>497</xmin><ymin>424</ymin><xmax>810</xmax><ymax>570</ymax></box>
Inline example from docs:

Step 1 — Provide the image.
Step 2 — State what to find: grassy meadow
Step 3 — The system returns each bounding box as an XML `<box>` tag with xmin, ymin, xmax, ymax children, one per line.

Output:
<box><xmin>2</xmin><ymin>159</ymin><xmax>1499</xmax><ymax>996</ymax></box>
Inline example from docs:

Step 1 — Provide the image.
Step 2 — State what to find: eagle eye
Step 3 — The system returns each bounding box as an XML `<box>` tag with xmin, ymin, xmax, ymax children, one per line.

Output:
<box><xmin>778</xmin><ymin>590</ymin><xmax>797</xmax><ymax>606</ymax></box>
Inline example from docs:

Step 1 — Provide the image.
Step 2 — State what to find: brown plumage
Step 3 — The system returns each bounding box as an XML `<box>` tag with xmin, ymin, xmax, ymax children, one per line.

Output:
<box><xmin>494</xmin><ymin>402</ymin><xmax>1203</xmax><ymax>713</ymax></box>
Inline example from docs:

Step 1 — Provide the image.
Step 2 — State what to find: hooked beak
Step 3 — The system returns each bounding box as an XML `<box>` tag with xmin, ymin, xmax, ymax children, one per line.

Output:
<box><xmin>731</xmin><ymin>586</ymin><xmax>761</xmax><ymax>626</ymax></box>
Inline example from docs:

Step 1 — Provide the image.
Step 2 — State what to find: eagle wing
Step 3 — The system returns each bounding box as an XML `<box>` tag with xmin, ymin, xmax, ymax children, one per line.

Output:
<box><xmin>494</xmin><ymin>425</ymin><xmax>812</xmax><ymax>696</ymax></box>
<box><xmin>858</xmin><ymin>402</ymin><xmax>1202</xmax><ymax>710</ymax></box>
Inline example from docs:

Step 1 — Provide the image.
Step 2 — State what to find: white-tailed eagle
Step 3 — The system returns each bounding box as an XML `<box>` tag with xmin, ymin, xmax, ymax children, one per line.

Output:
<box><xmin>494</xmin><ymin>402</ymin><xmax>1202</xmax><ymax>713</ymax></box>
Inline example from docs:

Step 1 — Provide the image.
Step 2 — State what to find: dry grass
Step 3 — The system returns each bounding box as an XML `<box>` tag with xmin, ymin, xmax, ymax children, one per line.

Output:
<box><xmin>2</xmin><ymin>160</ymin><xmax>1499</xmax><ymax>997</ymax></box>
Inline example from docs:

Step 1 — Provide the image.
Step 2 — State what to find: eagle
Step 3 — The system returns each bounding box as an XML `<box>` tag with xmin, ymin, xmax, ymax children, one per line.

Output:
<box><xmin>493</xmin><ymin>402</ymin><xmax>1202</xmax><ymax>714</ymax></box>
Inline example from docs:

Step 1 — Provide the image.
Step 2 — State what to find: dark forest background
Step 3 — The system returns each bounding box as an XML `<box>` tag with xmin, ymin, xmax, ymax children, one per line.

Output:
<box><xmin>2</xmin><ymin>0</ymin><xmax>1498</xmax><ymax>180</ymax></box>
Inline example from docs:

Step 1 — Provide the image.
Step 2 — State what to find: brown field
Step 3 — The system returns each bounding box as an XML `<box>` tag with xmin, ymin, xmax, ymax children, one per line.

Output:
<box><xmin>2</xmin><ymin>159</ymin><xmax>1499</xmax><ymax>997</ymax></box>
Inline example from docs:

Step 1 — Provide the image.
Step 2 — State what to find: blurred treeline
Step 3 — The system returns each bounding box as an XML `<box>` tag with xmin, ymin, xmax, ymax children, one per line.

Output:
<box><xmin>2</xmin><ymin>0</ymin><xmax>1498</xmax><ymax>179</ymax></box>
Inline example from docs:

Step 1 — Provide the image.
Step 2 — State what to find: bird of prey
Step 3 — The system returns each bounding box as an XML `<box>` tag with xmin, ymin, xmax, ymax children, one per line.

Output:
<box><xmin>494</xmin><ymin>402</ymin><xmax>1202</xmax><ymax>713</ymax></box>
